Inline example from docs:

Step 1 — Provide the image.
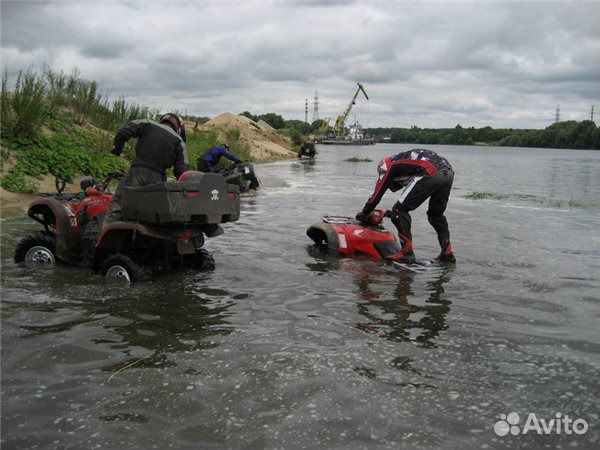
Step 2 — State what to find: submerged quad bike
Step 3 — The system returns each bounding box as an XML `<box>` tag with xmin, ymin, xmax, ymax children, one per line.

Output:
<box><xmin>215</xmin><ymin>162</ymin><xmax>259</xmax><ymax>192</ymax></box>
<box><xmin>14</xmin><ymin>171</ymin><xmax>240</xmax><ymax>282</ymax></box>
<box><xmin>306</xmin><ymin>209</ymin><xmax>403</xmax><ymax>260</ymax></box>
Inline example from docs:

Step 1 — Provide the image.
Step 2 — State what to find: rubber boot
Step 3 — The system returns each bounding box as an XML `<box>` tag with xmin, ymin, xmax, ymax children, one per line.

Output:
<box><xmin>385</xmin><ymin>239</ymin><xmax>415</xmax><ymax>264</ymax></box>
<box><xmin>435</xmin><ymin>239</ymin><xmax>456</xmax><ymax>263</ymax></box>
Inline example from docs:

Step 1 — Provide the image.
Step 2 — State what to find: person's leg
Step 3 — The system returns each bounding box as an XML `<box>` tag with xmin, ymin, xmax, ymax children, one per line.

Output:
<box><xmin>104</xmin><ymin>171</ymin><xmax>131</xmax><ymax>225</ymax></box>
<box><xmin>197</xmin><ymin>159</ymin><xmax>210</xmax><ymax>172</ymax></box>
<box><xmin>386</xmin><ymin>175</ymin><xmax>435</xmax><ymax>262</ymax></box>
<box><xmin>427</xmin><ymin>170</ymin><xmax>455</xmax><ymax>262</ymax></box>
<box><xmin>104</xmin><ymin>168</ymin><xmax>163</xmax><ymax>226</ymax></box>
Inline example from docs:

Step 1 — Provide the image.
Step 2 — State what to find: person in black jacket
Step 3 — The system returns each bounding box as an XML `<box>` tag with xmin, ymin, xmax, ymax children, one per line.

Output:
<box><xmin>297</xmin><ymin>138</ymin><xmax>316</xmax><ymax>158</ymax></box>
<box><xmin>104</xmin><ymin>113</ymin><xmax>189</xmax><ymax>224</ymax></box>
<box><xmin>356</xmin><ymin>149</ymin><xmax>456</xmax><ymax>264</ymax></box>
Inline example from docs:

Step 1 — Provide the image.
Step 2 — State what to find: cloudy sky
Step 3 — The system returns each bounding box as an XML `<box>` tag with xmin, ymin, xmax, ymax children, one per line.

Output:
<box><xmin>1</xmin><ymin>0</ymin><xmax>599</xmax><ymax>129</ymax></box>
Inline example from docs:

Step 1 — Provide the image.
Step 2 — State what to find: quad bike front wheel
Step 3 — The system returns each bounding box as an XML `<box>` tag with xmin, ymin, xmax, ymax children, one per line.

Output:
<box><xmin>186</xmin><ymin>248</ymin><xmax>216</xmax><ymax>272</ymax></box>
<box><xmin>14</xmin><ymin>232</ymin><xmax>57</xmax><ymax>267</ymax></box>
<box><xmin>100</xmin><ymin>254</ymin><xmax>150</xmax><ymax>283</ymax></box>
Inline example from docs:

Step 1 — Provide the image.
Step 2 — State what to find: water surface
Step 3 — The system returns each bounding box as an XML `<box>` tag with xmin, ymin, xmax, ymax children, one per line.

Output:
<box><xmin>1</xmin><ymin>144</ymin><xmax>599</xmax><ymax>449</ymax></box>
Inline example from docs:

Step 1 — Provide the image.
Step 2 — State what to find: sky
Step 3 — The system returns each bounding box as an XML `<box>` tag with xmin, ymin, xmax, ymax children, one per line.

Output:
<box><xmin>1</xmin><ymin>0</ymin><xmax>599</xmax><ymax>129</ymax></box>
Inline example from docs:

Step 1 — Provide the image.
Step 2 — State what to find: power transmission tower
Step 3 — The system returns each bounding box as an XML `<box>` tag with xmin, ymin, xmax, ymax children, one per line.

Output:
<box><xmin>305</xmin><ymin>99</ymin><xmax>308</xmax><ymax>123</ymax></box>
<box><xmin>312</xmin><ymin>91</ymin><xmax>319</xmax><ymax>122</ymax></box>
<box><xmin>555</xmin><ymin>104</ymin><xmax>560</xmax><ymax>123</ymax></box>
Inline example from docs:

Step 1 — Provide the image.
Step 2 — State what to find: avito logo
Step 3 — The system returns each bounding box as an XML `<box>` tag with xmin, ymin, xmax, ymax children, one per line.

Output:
<box><xmin>494</xmin><ymin>412</ymin><xmax>588</xmax><ymax>436</ymax></box>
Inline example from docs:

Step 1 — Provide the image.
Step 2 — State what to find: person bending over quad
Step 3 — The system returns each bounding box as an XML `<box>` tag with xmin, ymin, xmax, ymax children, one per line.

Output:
<box><xmin>105</xmin><ymin>113</ymin><xmax>189</xmax><ymax>224</ymax></box>
<box><xmin>298</xmin><ymin>138</ymin><xmax>316</xmax><ymax>158</ymax></box>
<box><xmin>356</xmin><ymin>148</ymin><xmax>456</xmax><ymax>264</ymax></box>
<box><xmin>197</xmin><ymin>144</ymin><xmax>242</xmax><ymax>172</ymax></box>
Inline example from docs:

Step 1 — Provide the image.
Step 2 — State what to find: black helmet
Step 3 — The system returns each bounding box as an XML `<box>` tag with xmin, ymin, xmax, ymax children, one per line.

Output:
<box><xmin>160</xmin><ymin>113</ymin><xmax>186</xmax><ymax>142</ymax></box>
<box><xmin>80</xmin><ymin>176</ymin><xmax>98</xmax><ymax>192</ymax></box>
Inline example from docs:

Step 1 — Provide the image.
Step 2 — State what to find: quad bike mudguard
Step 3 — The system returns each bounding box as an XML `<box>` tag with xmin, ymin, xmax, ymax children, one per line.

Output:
<box><xmin>95</xmin><ymin>222</ymin><xmax>205</xmax><ymax>252</ymax></box>
<box><xmin>27</xmin><ymin>197</ymin><xmax>81</xmax><ymax>258</ymax></box>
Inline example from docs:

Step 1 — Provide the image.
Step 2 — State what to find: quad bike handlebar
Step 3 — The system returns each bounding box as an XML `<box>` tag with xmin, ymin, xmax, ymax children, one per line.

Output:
<box><xmin>100</xmin><ymin>171</ymin><xmax>125</xmax><ymax>193</ymax></box>
<box><xmin>324</xmin><ymin>208</ymin><xmax>390</xmax><ymax>226</ymax></box>
<box><xmin>37</xmin><ymin>171</ymin><xmax>125</xmax><ymax>200</ymax></box>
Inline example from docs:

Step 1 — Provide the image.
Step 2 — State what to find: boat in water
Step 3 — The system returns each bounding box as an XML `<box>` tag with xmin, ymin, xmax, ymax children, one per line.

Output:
<box><xmin>320</xmin><ymin>82</ymin><xmax>376</xmax><ymax>146</ymax></box>
<box><xmin>321</xmin><ymin>119</ymin><xmax>375</xmax><ymax>145</ymax></box>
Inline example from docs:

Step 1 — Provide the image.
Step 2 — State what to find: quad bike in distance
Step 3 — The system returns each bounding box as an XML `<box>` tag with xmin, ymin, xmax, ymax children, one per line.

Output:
<box><xmin>214</xmin><ymin>162</ymin><xmax>260</xmax><ymax>192</ymax></box>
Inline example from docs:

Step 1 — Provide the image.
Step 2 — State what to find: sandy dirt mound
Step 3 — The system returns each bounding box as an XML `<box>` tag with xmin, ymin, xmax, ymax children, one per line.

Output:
<box><xmin>201</xmin><ymin>113</ymin><xmax>296</xmax><ymax>161</ymax></box>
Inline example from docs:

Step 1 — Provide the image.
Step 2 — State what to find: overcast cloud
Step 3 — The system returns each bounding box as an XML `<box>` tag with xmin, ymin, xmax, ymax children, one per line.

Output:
<box><xmin>1</xmin><ymin>0</ymin><xmax>599</xmax><ymax>128</ymax></box>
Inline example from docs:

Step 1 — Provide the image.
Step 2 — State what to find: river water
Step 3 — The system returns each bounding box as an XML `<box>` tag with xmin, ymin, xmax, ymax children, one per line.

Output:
<box><xmin>1</xmin><ymin>144</ymin><xmax>599</xmax><ymax>449</ymax></box>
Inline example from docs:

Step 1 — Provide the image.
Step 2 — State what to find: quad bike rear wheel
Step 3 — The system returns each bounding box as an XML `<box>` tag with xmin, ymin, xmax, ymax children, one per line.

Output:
<box><xmin>100</xmin><ymin>254</ymin><xmax>150</xmax><ymax>283</ymax></box>
<box><xmin>14</xmin><ymin>232</ymin><xmax>57</xmax><ymax>267</ymax></box>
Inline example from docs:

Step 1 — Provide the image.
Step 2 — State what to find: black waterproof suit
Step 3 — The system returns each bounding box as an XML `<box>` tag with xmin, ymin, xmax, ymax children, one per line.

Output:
<box><xmin>105</xmin><ymin>119</ymin><xmax>189</xmax><ymax>223</ymax></box>
<box><xmin>361</xmin><ymin>149</ymin><xmax>454</xmax><ymax>246</ymax></box>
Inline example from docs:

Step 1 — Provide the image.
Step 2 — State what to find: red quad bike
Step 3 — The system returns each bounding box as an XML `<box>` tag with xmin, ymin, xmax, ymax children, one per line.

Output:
<box><xmin>306</xmin><ymin>209</ymin><xmax>431</xmax><ymax>272</ymax></box>
<box><xmin>14</xmin><ymin>171</ymin><xmax>241</xmax><ymax>282</ymax></box>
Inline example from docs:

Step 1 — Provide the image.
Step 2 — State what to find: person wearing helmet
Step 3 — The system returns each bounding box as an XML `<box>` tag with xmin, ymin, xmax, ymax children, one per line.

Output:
<box><xmin>79</xmin><ymin>176</ymin><xmax>101</xmax><ymax>194</ymax></box>
<box><xmin>104</xmin><ymin>113</ymin><xmax>189</xmax><ymax>224</ymax></box>
<box><xmin>196</xmin><ymin>144</ymin><xmax>242</xmax><ymax>172</ymax></box>
<box><xmin>298</xmin><ymin>137</ymin><xmax>316</xmax><ymax>158</ymax></box>
<box><xmin>356</xmin><ymin>148</ymin><xmax>455</xmax><ymax>264</ymax></box>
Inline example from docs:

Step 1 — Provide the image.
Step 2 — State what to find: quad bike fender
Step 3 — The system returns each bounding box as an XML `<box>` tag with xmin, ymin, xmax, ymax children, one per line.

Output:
<box><xmin>306</xmin><ymin>223</ymin><xmax>342</xmax><ymax>254</ymax></box>
<box><xmin>307</xmin><ymin>220</ymin><xmax>399</xmax><ymax>260</ymax></box>
<box><xmin>96</xmin><ymin>222</ymin><xmax>167</xmax><ymax>250</ymax></box>
<box><xmin>28</xmin><ymin>197</ymin><xmax>79</xmax><ymax>232</ymax></box>
<box><xmin>28</xmin><ymin>198</ymin><xmax>81</xmax><ymax>256</ymax></box>
<box><xmin>94</xmin><ymin>222</ymin><xmax>206</xmax><ymax>269</ymax></box>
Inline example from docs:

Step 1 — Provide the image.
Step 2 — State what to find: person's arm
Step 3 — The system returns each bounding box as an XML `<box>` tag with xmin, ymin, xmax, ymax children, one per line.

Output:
<box><xmin>173</xmin><ymin>141</ymin><xmax>189</xmax><ymax>179</ymax></box>
<box><xmin>361</xmin><ymin>162</ymin><xmax>410</xmax><ymax>215</ymax></box>
<box><xmin>361</xmin><ymin>171</ymin><xmax>391</xmax><ymax>216</ymax></box>
<box><xmin>223</xmin><ymin>148</ymin><xmax>242</xmax><ymax>164</ymax></box>
<box><xmin>112</xmin><ymin>120</ymin><xmax>145</xmax><ymax>155</ymax></box>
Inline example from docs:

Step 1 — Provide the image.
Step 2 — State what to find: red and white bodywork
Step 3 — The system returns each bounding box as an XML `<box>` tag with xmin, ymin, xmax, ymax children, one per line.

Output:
<box><xmin>306</xmin><ymin>209</ymin><xmax>402</xmax><ymax>260</ymax></box>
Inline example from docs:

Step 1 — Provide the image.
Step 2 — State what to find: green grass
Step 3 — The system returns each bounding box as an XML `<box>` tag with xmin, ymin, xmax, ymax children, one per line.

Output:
<box><xmin>1</xmin><ymin>110</ymin><xmax>127</xmax><ymax>192</ymax></box>
<box><xmin>464</xmin><ymin>191</ymin><xmax>591</xmax><ymax>209</ymax></box>
<box><xmin>344</xmin><ymin>157</ymin><xmax>373</xmax><ymax>163</ymax></box>
<box><xmin>464</xmin><ymin>191</ymin><xmax>508</xmax><ymax>200</ymax></box>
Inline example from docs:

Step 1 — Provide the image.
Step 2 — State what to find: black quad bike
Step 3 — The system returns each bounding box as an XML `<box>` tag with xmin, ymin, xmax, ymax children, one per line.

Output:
<box><xmin>215</xmin><ymin>162</ymin><xmax>259</xmax><ymax>192</ymax></box>
<box><xmin>14</xmin><ymin>171</ymin><xmax>240</xmax><ymax>282</ymax></box>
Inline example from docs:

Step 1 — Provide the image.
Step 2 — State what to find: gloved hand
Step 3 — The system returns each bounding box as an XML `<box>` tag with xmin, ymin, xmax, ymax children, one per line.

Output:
<box><xmin>355</xmin><ymin>211</ymin><xmax>368</xmax><ymax>224</ymax></box>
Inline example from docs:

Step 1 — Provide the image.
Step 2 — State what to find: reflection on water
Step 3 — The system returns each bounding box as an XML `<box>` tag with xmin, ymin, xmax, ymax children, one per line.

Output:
<box><xmin>354</xmin><ymin>267</ymin><xmax>453</xmax><ymax>348</ymax></box>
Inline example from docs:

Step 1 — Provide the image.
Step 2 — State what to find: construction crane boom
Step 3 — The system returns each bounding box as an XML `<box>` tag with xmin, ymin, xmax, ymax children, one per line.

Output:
<box><xmin>333</xmin><ymin>82</ymin><xmax>369</xmax><ymax>135</ymax></box>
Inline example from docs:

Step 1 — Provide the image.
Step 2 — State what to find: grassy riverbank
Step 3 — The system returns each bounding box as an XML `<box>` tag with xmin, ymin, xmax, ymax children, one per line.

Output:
<box><xmin>0</xmin><ymin>68</ymin><xmax>296</xmax><ymax>197</ymax></box>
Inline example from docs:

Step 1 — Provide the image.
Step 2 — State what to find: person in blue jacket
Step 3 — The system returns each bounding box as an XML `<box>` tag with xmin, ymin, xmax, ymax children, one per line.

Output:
<box><xmin>197</xmin><ymin>144</ymin><xmax>242</xmax><ymax>172</ymax></box>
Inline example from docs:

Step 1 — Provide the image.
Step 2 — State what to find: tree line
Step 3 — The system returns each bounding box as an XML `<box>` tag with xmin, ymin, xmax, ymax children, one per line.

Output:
<box><xmin>365</xmin><ymin>121</ymin><xmax>600</xmax><ymax>150</ymax></box>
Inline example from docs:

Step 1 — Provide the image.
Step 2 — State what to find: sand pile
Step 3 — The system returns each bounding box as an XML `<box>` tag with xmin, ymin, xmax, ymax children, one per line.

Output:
<box><xmin>199</xmin><ymin>113</ymin><xmax>296</xmax><ymax>162</ymax></box>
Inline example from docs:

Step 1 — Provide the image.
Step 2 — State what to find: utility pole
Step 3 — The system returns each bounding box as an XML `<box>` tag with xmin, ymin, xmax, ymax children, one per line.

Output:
<box><xmin>312</xmin><ymin>91</ymin><xmax>319</xmax><ymax>122</ymax></box>
<box><xmin>591</xmin><ymin>105</ymin><xmax>595</xmax><ymax>122</ymax></box>
<box><xmin>555</xmin><ymin>104</ymin><xmax>560</xmax><ymax>123</ymax></box>
<box><xmin>304</xmin><ymin>98</ymin><xmax>308</xmax><ymax>123</ymax></box>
